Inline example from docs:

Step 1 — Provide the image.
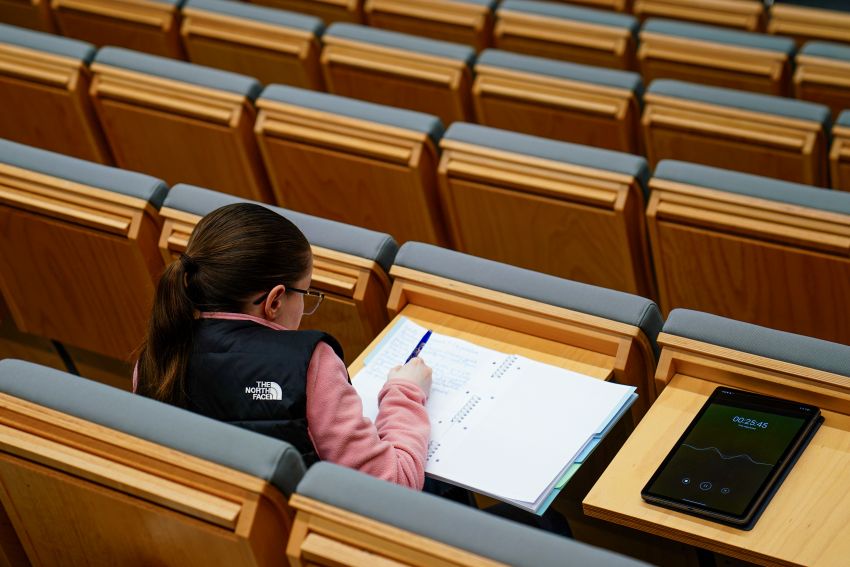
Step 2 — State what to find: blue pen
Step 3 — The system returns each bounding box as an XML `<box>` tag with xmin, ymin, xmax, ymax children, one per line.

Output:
<box><xmin>405</xmin><ymin>330</ymin><xmax>432</xmax><ymax>363</ymax></box>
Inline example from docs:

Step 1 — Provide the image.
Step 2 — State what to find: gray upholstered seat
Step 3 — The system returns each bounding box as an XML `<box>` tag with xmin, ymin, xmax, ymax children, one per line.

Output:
<box><xmin>93</xmin><ymin>47</ymin><xmax>262</xmax><ymax>101</ymax></box>
<box><xmin>838</xmin><ymin>110</ymin><xmax>850</xmax><ymax>128</ymax></box>
<box><xmin>663</xmin><ymin>310</ymin><xmax>850</xmax><ymax>377</ymax></box>
<box><xmin>642</xmin><ymin>18</ymin><xmax>795</xmax><ymax>54</ymax></box>
<box><xmin>323</xmin><ymin>23</ymin><xmax>476</xmax><ymax>67</ymax></box>
<box><xmin>498</xmin><ymin>0</ymin><xmax>638</xmax><ymax>35</ymax></box>
<box><xmin>654</xmin><ymin>160</ymin><xmax>850</xmax><ymax>216</ymax></box>
<box><xmin>184</xmin><ymin>0</ymin><xmax>324</xmax><ymax>33</ymax></box>
<box><xmin>476</xmin><ymin>49</ymin><xmax>643</xmax><ymax>95</ymax></box>
<box><xmin>163</xmin><ymin>184</ymin><xmax>398</xmax><ymax>272</ymax></box>
<box><xmin>297</xmin><ymin>462</ymin><xmax>650</xmax><ymax>567</ymax></box>
<box><xmin>393</xmin><ymin>242</ymin><xmax>663</xmax><ymax>356</ymax></box>
<box><xmin>0</xmin><ymin>137</ymin><xmax>167</xmax><ymax>208</ymax></box>
<box><xmin>0</xmin><ymin>359</ymin><xmax>307</xmax><ymax>495</ymax></box>
<box><xmin>444</xmin><ymin>123</ymin><xmax>650</xmax><ymax>190</ymax></box>
<box><xmin>774</xmin><ymin>0</ymin><xmax>849</xmax><ymax>10</ymax></box>
<box><xmin>0</xmin><ymin>22</ymin><xmax>96</xmax><ymax>63</ymax></box>
<box><xmin>800</xmin><ymin>41</ymin><xmax>850</xmax><ymax>62</ymax></box>
<box><xmin>259</xmin><ymin>85</ymin><xmax>445</xmax><ymax>145</ymax></box>
<box><xmin>648</xmin><ymin>79</ymin><xmax>831</xmax><ymax>126</ymax></box>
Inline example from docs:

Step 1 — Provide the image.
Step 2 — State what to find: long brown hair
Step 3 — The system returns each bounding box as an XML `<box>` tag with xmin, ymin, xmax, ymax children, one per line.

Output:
<box><xmin>136</xmin><ymin>203</ymin><xmax>311</xmax><ymax>405</ymax></box>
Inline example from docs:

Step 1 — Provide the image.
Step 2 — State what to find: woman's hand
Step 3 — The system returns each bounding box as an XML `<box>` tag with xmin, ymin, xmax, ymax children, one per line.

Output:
<box><xmin>387</xmin><ymin>357</ymin><xmax>432</xmax><ymax>394</ymax></box>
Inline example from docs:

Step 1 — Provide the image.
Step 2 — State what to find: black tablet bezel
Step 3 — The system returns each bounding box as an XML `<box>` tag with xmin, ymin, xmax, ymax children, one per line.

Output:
<box><xmin>641</xmin><ymin>387</ymin><xmax>821</xmax><ymax>526</ymax></box>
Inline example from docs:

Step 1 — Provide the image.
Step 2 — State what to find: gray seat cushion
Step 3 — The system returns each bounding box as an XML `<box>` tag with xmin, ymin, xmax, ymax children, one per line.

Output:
<box><xmin>654</xmin><ymin>160</ymin><xmax>850</xmax><ymax>216</ymax></box>
<box><xmin>297</xmin><ymin>463</ymin><xmax>650</xmax><ymax>567</ymax></box>
<box><xmin>774</xmin><ymin>0</ymin><xmax>849</xmax><ymax>11</ymax></box>
<box><xmin>663</xmin><ymin>310</ymin><xmax>850</xmax><ymax>377</ymax></box>
<box><xmin>0</xmin><ymin>138</ymin><xmax>167</xmax><ymax>208</ymax></box>
<box><xmin>0</xmin><ymin>22</ymin><xmax>96</xmax><ymax>63</ymax></box>
<box><xmin>94</xmin><ymin>47</ymin><xmax>262</xmax><ymax>100</ymax></box>
<box><xmin>0</xmin><ymin>359</ymin><xmax>306</xmax><ymax>495</ymax></box>
<box><xmin>324</xmin><ymin>23</ymin><xmax>476</xmax><ymax>67</ymax></box>
<box><xmin>648</xmin><ymin>79</ymin><xmax>831</xmax><ymax>126</ymax></box>
<box><xmin>444</xmin><ymin>122</ymin><xmax>650</xmax><ymax>192</ymax></box>
<box><xmin>476</xmin><ymin>49</ymin><xmax>643</xmax><ymax>95</ymax></box>
<box><xmin>499</xmin><ymin>0</ymin><xmax>638</xmax><ymax>35</ymax></box>
<box><xmin>800</xmin><ymin>41</ymin><xmax>850</xmax><ymax>62</ymax></box>
<box><xmin>394</xmin><ymin>242</ymin><xmax>663</xmax><ymax>357</ymax></box>
<box><xmin>643</xmin><ymin>18</ymin><xmax>795</xmax><ymax>54</ymax></box>
<box><xmin>838</xmin><ymin>110</ymin><xmax>850</xmax><ymax>128</ymax></box>
<box><xmin>259</xmin><ymin>85</ymin><xmax>445</xmax><ymax>145</ymax></box>
<box><xmin>185</xmin><ymin>0</ymin><xmax>324</xmax><ymax>34</ymax></box>
<box><xmin>163</xmin><ymin>184</ymin><xmax>398</xmax><ymax>273</ymax></box>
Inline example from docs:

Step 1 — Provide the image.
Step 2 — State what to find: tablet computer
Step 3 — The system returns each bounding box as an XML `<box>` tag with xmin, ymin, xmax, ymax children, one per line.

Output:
<box><xmin>641</xmin><ymin>387</ymin><xmax>822</xmax><ymax>528</ymax></box>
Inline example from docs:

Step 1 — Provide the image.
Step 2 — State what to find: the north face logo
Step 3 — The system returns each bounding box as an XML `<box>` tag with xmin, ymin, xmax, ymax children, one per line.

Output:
<box><xmin>245</xmin><ymin>381</ymin><xmax>283</xmax><ymax>401</ymax></box>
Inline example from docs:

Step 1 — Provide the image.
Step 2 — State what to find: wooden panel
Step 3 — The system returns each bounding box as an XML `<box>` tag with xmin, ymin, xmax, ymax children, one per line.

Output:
<box><xmin>364</xmin><ymin>0</ymin><xmax>493</xmax><ymax>50</ymax></box>
<box><xmin>52</xmin><ymin>0</ymin><xmax>184</xmax><ymax>58</ymax></box>
<box><xmin>831</xmin><ymin>126</ymin><xmax>850</xmax><ymax>192</ymax></box>
<box><xmin>0</xmin><ymin>0</ymin><xmax>54</xmax><ymax>32</ymax></box>
<box><xmin>472</xmin><ymin>65</ymin><xmax>641</xmax><ymax>153</ymax></box>
<box><xmin>642</xmin><ymin>95</ymin><xmax>828</xmax><ymax>187</ymax></box>
<box><xmin>493</xmin><ymin>9</ymin><xmax>636</xmax><ymax>70</ymax></box>
<box><xmin>181</xmin><ymin>8</ymin><xmax>324</xmax><ymax>89</ymax></box>
<box><xmin>0</xmin><ymin>44</ymin><xmax>111</xmax><ymax>163</ymax></box>
<box><xmin>321</xmin><ymin>38</ymin><xmax>474</xmax><ymax>125</ymax></box>
<box><xmin>793</xmin><ymin>55</ymin><xmax>850</xmax><ymax>119</ymax></box>
<box><xmin>249</xmin><ymin>0</ymin><xmax>362</xmax><ymax>24</ymax></box>
<box><xmin>0</xmin><ymin>297</ymin><xmax>64</xmax><ymax>374</ymax></box>
<box><xmin>633</xmin><ymin>0</ymin><xmax>764</xmax><ymax>31</ymax></box>
<box><xmin>768</xmin><ymin>4</ymin><xmax>850</xmax><ymax>46</ymax></box>
<box><xmin>547</xmin><ymin>0</ymin><xmax>630</xmax><ymax>11</ymax></box>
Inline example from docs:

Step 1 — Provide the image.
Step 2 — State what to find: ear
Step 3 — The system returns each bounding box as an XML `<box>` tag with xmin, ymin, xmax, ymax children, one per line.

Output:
<box><xmin>262</xmin><ymin>284</ymin><xmax>287</xmax><ymax>320</ymax></box>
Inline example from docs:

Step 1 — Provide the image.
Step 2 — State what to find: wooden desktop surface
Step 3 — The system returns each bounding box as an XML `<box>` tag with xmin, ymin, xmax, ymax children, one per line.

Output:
<box><xmin>583</xmin><ymin>374</ymin><xmax>850</xmax><ymax>567</ymax></box>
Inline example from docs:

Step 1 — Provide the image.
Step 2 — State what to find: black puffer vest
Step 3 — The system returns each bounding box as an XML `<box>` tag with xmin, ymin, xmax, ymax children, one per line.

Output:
<box><xmin>185</xmin><ymin>318</ymin><xmax>344</xmax><ymax>465</ymax></box>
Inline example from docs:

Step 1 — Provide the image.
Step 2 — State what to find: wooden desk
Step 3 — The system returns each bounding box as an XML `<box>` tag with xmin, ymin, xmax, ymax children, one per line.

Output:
<box><xmin>584</xmin><ymin>334</ymin><xmax>850</xmax><ymax>566</ymax></box>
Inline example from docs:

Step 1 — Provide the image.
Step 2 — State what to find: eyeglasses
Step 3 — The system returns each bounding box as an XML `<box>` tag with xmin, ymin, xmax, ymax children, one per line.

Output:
<box><xmin>252</xmin><ymin>286</ymin><xmax>325</xmax><ymax>315</ymax></box>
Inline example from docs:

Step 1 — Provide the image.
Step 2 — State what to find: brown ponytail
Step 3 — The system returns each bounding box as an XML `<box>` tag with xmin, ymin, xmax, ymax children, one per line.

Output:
<box><xmin>136</xmin><ymin>203</ymin><xmax>311</xmax><ymax>406</ymax></box>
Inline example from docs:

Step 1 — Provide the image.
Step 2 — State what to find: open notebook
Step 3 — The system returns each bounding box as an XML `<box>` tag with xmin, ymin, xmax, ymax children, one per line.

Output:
<box><xmin>353</xmin><ymin>317</ymin><xmax>637</xmax><ymax>514</ymax></box>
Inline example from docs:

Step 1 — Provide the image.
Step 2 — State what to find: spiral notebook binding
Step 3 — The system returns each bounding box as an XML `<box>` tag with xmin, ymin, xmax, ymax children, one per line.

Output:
<box><xmin>491</xmin><ymin>354</ymin><xmax>519</xmax><ymax>379</ymax></box>
<box><xmin>451</xmin><ymin>394</ymin><xmax>482</xmax><ymax>423</ymax></box>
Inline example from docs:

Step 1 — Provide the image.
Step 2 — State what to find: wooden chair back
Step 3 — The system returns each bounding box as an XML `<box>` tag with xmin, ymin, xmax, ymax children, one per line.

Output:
<box><xmin>0</xmin><ymin>23</ymin><xmax>110</xmax><ymax>163</ymax></box>
<box><xmin>249</xmin><ymin>0</ymin><xmax>362</xmax><ymax>24</ymax></box>
<box><xmin>642</xmin><ymin>79</ymin><xmax>831</xmax><ymax>186</ymax></box>
<box><xmin>832</xmin><ymin>112</ymin><xmax>850</xmax><ymax>192</ymax></box>
<box><xmin>181</xmin><ymin>0</ymin><xmax>325</xmax><ymax>89</ymax></box>
<box><xmin>647</xmin><ymin>160</ymin><xmax>850</xmax><ymax>344</ymax></box>
<box><xmin>0</xmin><ymin>358</ymin><xmax>304</xmax><ymax>567</ymax></box>
<box><xmin>89</xmin><ymin>47</ymin><xmax>273</xmax><ymax>202</ymax></box>
<box><xmin>793</xmin><ymin>41</ymin><xmax>850</xmax><ymax>118</ymax></box>
<box><xmin>632</xmin><ymin>0</ymin><xmax>764</xmax><ymax>31</ymax></box>
<box><xmin>320</xmin><ymin>22</ymin><xmax>475</xmax><ymax>125</ymax></box>
<box><xmin>0</xmin><ymin>0</ymin><xmax>54</xmax><ymax>32</ymax></box>
<box><xmin>473</xmin><ymin>48</ymin><xmax>643</xmax><ymax>153</ymax></box>
<box><xmin>768</xmin><ymin>1</ymin><xmax>850</xmax><ymax>45</ymax></box>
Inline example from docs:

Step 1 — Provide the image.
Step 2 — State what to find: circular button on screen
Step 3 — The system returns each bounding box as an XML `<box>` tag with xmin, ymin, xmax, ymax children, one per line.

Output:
<box><xmin>699</xmin><ymin>481</ymin><xmax>712</xmax><ymax>491</ymax></box>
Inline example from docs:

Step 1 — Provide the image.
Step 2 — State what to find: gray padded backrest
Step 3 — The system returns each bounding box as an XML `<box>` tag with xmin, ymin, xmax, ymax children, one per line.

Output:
<box><xmin>654</xmin><ymin>160</ymin><xmax>850</xmax><ymax>216</ymax></box>
<box><xmin>259</xmin><ymin>85</ymin><xmax>445</xmax><ymax>145</ymax></box>
<box><xmin>648</xmin><ymin>79</ymin><xmax>831</xmax><ymax>126</ymax></box>
<box><xmin>0</xmin><ymin>22</ymin><xmax>96</xmax><ymax>63</ymax></box>
<box><xmin>499</xmin><ymin>0</ymin><xmax>638</xmax><ymax>34</ymax></box>
<box><xmin>444</xmin><ymin>122</ymin><xmax>650</xmax><ymax>192</ymax></box>
<box><xmin>774</xmin><ymin>0</ymin><xmax>849</xmax><ymax>10</ymax></box>
<box><xmin>185</xmin><ymin>0</ymin><xmax>324</xmax><ymax>33</ymax></box>
<box><xmin>94</xmin><ymin>46</ymin><xmax>262</xmax><ymax>100</ymax></box>
<box><xmin>0</xmin><ymin>138</ymin><xmax>167</xmax><ymax>208</ymax></box>
<box><xmin>800</xmin><ymin>41</ymin><xmax>850</xmax><ymax>62</ymax></box>
<box><xmin>297</xmin><ymin>463</ymin><xmax>651</xmax><ymax>567</ymax></box>
<box><xmin>476</xmin><ymin>49</ymin><xmax>643</xmax><ymax>95</ymax></box>
<box><xmin>324</xmin><ymin>23</ymin><xmax>476</xmax><ymax>67</ymax></box>
<box><xmin>663</xmin><ymin>310</ymin><xmax>850</xmax><ymax>377</ymax></box>
<box><xmin>0</xmin><ymin>359</ymin><xmax>306</xmax><ymax>495</ymax></box>
<box><xmin>394</xmin><ymin>242</ymin><xmax>663</xmax><ymax>357</ymax></box>
<box><xmin>642</xmin><ymin>18</ymin><xmax>795</xmax><ymax>54</ymax></box>
<box><xmin>163</xmin><ymin>184</ymin><xmax>398</xmax><ymax>273</ymax></box>
<box><xmin>838</xmin><ymin>110</ymin><xmax>850</xmax><ymax>128</ymax></box>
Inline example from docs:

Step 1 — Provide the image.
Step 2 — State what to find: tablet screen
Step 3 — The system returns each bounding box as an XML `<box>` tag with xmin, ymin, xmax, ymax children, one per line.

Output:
<box><xmin>642</xmin><ymin>388</ymin><xmax>819</xmax><ymax>521</ymax></box>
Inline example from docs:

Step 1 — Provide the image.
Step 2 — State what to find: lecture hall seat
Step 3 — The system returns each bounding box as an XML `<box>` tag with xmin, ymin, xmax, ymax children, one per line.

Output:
<box><xmin>181</xmin><ymin>0</ymin><xmax>326</xmax><ymax>89</ymax></box>
<box><xmin>288</xmin><ymin>461</ymin><xmax>652</xmax><ymax>567</ymax></box>
<box><xmin>793</xmin><ymin>41</ymin><xmax>850</xmax><ymax>118</ymax></box>
<box><xmin>248</xmin><ymin>0</ymin><xmax>362</xmax><ymax>24</ymax></box>
<box><xmin>158</xmin><ymin>183</ymin><xmax>399</xmax><ymax>364</ymax></box>
<box><xmin>254</xmin><ymin>85</ymin><xmax>449</xmax><ymax>245</ymax></box>
<box><xmin>51</xmin><ymin>0</ymin><xmax>184</xmax><ymax>58</ymax></box>
<box><xmin>643</xmin><ymin>79</ymin><xmax>832</xmax><ymax>186</ymax></box>
<box><xmin>493</xmin><ymin>0</ymin><xmax>639</xmax><ymax>70</ymax></box>
<box><xmin>832</xmin><ymin>111</ymin><xmax>850</xmax><ymax>192</ymax></box>
<box><xmin>364</xmin><ymin>0</ymin><xmax>497</xmax><ymax>51</ymax></box>
<box><xmin>631</xmin><ymin>0</ymin><xmax>764</xmax><ymax>31</ymax></box>
<box><xmin>89</xmin><ymin>47</ymin><xmax>273</xmax><ymax>202</ymax></box>
<box><xmin>638</xmin><ymin>18</ymin><xmax>796</xmax><ymax>96</ymax></box>
<box><xmin>0</xmin><ymin>139</ymin><xmax>165</xmax><ymax>373</ymax></box>
<box><xmin>768</xmin><ymin>0</ymin><xmax>850</xmax><ymax>46</ymax></box>
<box><xmin>0</xmin><ymin>359</ymin><xmax>307</xmax><ymax>567</ymax></box>
<box><xmin>437</xmin><ymin>123</ymin><xmax>656</xmax><ymax>299</ymax></box>
<box><xmin>646</xmin><ymin>160</ymin><xmax>850</xmax><ymax>345</ymax></box>
<box><xmin>320</xmin><ymin>23</ymin><xmax>476</xmax><ymax>125</ymax></box>
<box><xmin>0</xmin><ymin>23</ymin><xmax>110</xmax><ymax>163</ymax></box>
<box><xmin>0</xmin><ymin>0</ymin><xmax>54</xmax><ymax>32</ymax></box>
<box><xmin>473</xmin><ymin>49</ymin><xmax>644</xmax><ymax>153</ymax></box>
